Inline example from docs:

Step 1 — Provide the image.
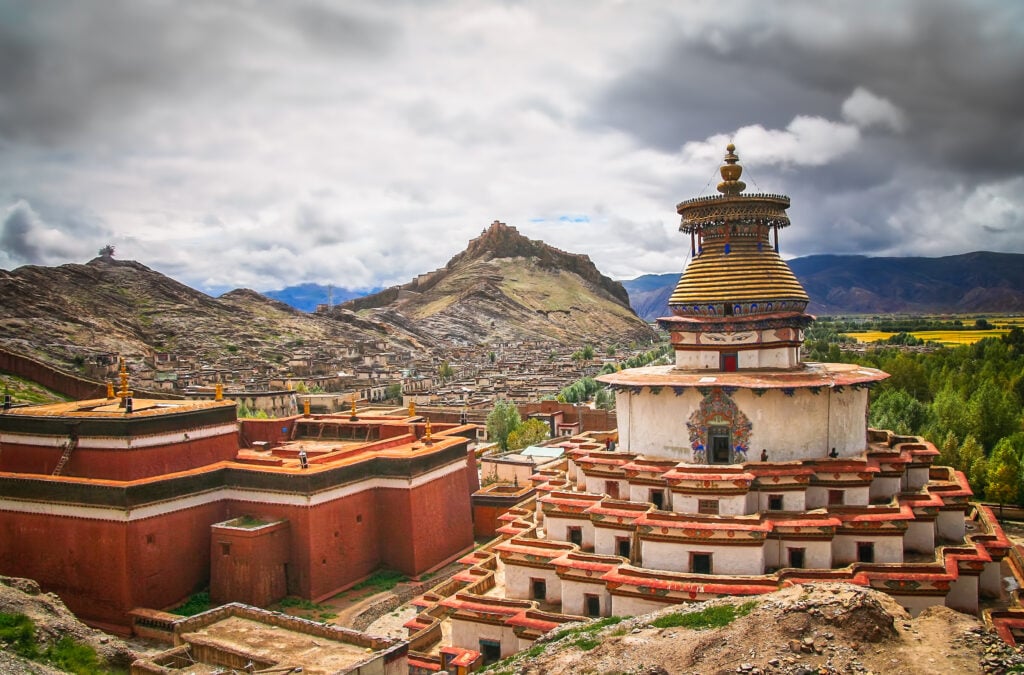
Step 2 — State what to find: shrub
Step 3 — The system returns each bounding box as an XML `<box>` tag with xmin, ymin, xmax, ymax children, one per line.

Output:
<box><xmin>170</xmin><ymin>591</ymin><xmax>211</xmax><ymax>616</ymax></box>
<box><xmin>649</xmin><ymin>601</ymin><xmax>757</xmax><ymax>630</ymax></box>
<box><xmin>0</xmin><ymin>612</ymin><xmax>38</xmax><ymax>658</ymax></box>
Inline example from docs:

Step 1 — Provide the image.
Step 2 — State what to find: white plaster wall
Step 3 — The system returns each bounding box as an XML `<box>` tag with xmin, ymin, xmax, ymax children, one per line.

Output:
<box><xmin>545</xmin><ymin>516</ymin><xmax>594</xmax><ymax>550</ymax></box>
<box><xmin>947</xmin><ymin>574</ymin><xmax>979</xmax><ymax>614</ymax></box>
<box><xmin>981</xmin><ymin>561</ymin><xmax>1002</xmax><ymax>598</ymax></box>
<box><xmin>617</xmin><ymin>388</ymin><xmax>868</xmax><ymax>462</ymax></box>
<box><xmin>893</xmin><ymin>594</ymin><xmax>940</xmax><ymax>618</ymax></box>
<box><xmin>641</xmin><ymin>540</ymin><xmax>765</xmax><ymax>575</ymax></box>
<box><xmin>904</xmin><ymin>520</ymin><xmax>935</xmax><ymax>554</ymax></box>
<box><xmin>504</xmin><ymin>563</ymin><xmax>561</xmax><ymax>604</ymax></box>
<box><xmin>585</xmin><ymin>476</ymin><xmax>628</xmax><ymax>500</ymax></box>
<box><xmin>756</xmin><ymin>491</ymin><xmax>806</xmax><ymax>512</ymax></box>
<box><xmin>611</xmin><ymin>594</ymin><xmax>675</xmax><ymax>617</ymax></box>
<box><xmin>937</xmin><ymin>510</ymin><xmax>966</xmax><ymax>542</ymax></box>
<box><xmin>560</xmin><ymin>579</ymin><xmax>611</xmax><ymax>617</ymax></box>
<box><xmin>593</xmin><ymin>527</ymin><xmax>632</xmax><ymax>558</ymax></box>
<box><xmin>629</xmin><ymin>484</ymin><xmax>668</xmax><ymax>506</ymax></box>
<box><xmin>869</xmin><ymin>476</ymin><xmax>901</xmax><ymax>502</ymax></box>
<box><xmin>738</xmin><ymin>346</ymin><xmax>796</xmax><ymax>369</ymax></box>
<box><xmin>450</xmin><ymin>618</ymin><xmax>521</xmax><ymax>658</ymax></box>
<box><xmin>675</xmin><ymin>350</ymin><xmax>719</xmax><ymax>370</ymax></box>
<box><xmin>672</xmin><ymin>494</ymin><xmax>748</xmax><ymax>516</ymax></box>
<box><xmin>832</xmin><ymin>535</ymin><xmax>904</xmax><ymax>565</ymax></box>
<box><xmin>766</xmin><ymin>539</ymin><xmax>831</xmax><ymax>569</ymax></box>
<box><xmin>906</xmin><ymin>467</ymin><xmax>930</xmax><ymax>491</ymax></box>
<box><xmin>844</xmin><ymin>486</ymin><xmax>870</xmax><ymax>506</ymax></box>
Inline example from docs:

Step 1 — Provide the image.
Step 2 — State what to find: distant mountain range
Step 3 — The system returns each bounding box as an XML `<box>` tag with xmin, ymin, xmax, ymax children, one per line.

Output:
<box><xmin>262</xmin><ymin>283</ymin><xmax>380</xmax><ymax>313</ymax></box>
<box><xmin>621</xmin><ymin>251</ymin><xmax>1024</xmax><ymax>321</ymax></box>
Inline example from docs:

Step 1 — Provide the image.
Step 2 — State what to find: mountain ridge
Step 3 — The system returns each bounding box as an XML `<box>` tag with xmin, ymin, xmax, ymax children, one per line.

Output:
<box><xmin>621</xmin><ymin>251</ymin><xmax>1024</xmax><ymax>320</ymax></box>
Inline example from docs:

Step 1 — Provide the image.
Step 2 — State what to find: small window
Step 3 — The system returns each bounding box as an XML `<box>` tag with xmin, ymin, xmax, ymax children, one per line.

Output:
<box><xmin>356</xmin><ymin>514</ymin><xmax>363</xmax><ymax>523</ymax></box>
<box><xmin>692</xmin><ymin>552</ymin><xmax>712</xmax><ymax>574</ymax></box>
<box><xmin>220</xmin><ymin>542</ymin><xmax>231</xmax><ymax>556</ymax></box>
<box><xmin>721</xmin><ymin>352</ymin><xmax>738</xmax><ymax>372</ymax></box>
<box><xmin>768</xmin><ymin>495</ymin><xmax>784</xmax><ymax>511</ymax></box>
<box><xmin>857</xmin><ymin>542</ymin><xmax>875</xmax><ymax>563</ymax></box>
<box><xmin>616</xmin><ymin>537</ymin><xmax>631</xmax><ymax>559</ymax></box>
<box><xmin>567</xmin><ymin>526</ymin><xmax>583</xmax><ymax>547</ymax></box>
<box><xmin>604</xmin><ymin>481</ymin><xmax>620</xmax><ymax>499</ymax></box>
<box><xmin>146</xmin><ymin>533</ymin><xmax>156</xmax><ymax>545</ymax></box>
<box><xmin>531</xmin><ymin>578</ymin><xmax>546</xmax><ymax>601</ymax></box>
<box><xmin>585</xmin><ymin>594</ymin><xmax>601</xmax><ymax>618</ymax></box>
<box><xmin>788</xmin><ymin>548</ymin><xmax>805</xmax><ymax>569</ymax></box>
<box><xmin>479</xmin><ymin>639</ymin><xmax>501</xmax><ymax>666</ymax></box>
<box><xmin>698</xmin><ymin>499</ymin><xmax>720</xmax><ymax>515</ymax></box>
<box><xmin>650</xmin><ymin>489</ymin><xmax>665</xmax><ymax>510</ymax></box>
<box><xmin>828</xmin><ymin>490</ymin><xmax>844</xmax><ymax>506</ymax></box>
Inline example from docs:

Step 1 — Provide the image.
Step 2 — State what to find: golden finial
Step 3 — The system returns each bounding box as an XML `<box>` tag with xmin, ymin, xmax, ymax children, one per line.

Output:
<box><xmin>117</xmin><ymin>357</ymin><xmax>133</xmax><ymax>401</ymax></box>
<box><xmin>350</xmin><ymin>394</ymin><xmax>359</xmax><ymax>421</ymax></box>
<box><xmin>424</xmin><ymin>418</ymin><xmax>433</xmax><ymax>445</ymax></box>
<box><xmin>106</xmin><ymin>381</ymin><xmax>115</xmax><ymax>399</ymax></box>
<box><xmin>303</xmin><ymin>398</ymin><xmax>311</xmax><ymax>417</ymax></box>
<box><xmin>717</xmin><ymin>143</ymin><xmax>746</xmax><ymax>195</ymax></box>
<box><xmin>409</xmin><ymin>400</ymin><xmax>416</xmax><ymax>417</ymax></box>
<box><xmin>215</xmin><ymin>383</ymin><xmax>223</xmax><ymax>401</ymax></box>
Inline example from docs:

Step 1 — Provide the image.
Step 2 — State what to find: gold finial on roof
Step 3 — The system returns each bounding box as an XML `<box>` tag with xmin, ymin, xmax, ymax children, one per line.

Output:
<box><xmin>409</xmin><ymin>400</ymin><xmax>416</xmax><ymax>417</ymax></box>
<box><xmin>215</xmin><ymin>383</ymin><xmax>223</xmax><ymax>401</ymax></box>
<box><xmin>117</xmin><ymin>357</ymin><xmax>133</xmax><ymax>401</ymax></box>
<box><xmin>424</xmin><ymin>418</ymin><xmax>433</xmax><ymax>445</ymax></box>
<box><xmin>717</xmin><ymin>143</ymin><xmax>747</xmax><ymax>195</ymax></box>
<box><xmin>350</xmin><ymin>393</ymin><xmax>359</xmax><ymax>421</ymax></box>
<box><xmin>106</xmin><ymin>381</ymin><xmax>115</xmax><ymax>399</ymax></box>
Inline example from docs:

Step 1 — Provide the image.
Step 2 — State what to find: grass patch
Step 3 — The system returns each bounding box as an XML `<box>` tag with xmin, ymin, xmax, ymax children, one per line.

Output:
<box><xmin>649</xmin><ymin>600</ymin><xmax>757</xmax><ymax>630</ymax></box>
<box><xmin>45</xmin><ymin>635</ymin><xmax>105</xmax><ymax>675</ymax></box>
<box><xmin>350</xmin><ymin>569</ymin><xmax>407</xmax><ymax>594</ymax></box>
<box><xmin>0</xmin><ymin>612</ymin><xmax>39</xmax><ymax>658</ymax></box>
<box><xmin>275</xmin><ymin>596</ymin><xmax>327</xmax><ymax>611</ymax></box>
<box><xmin>549</xmin><ymin>616</ymin><xmax>624</xmax><ymax>643</ymax></box>
<box><xmin>170</xmin><ymin>591</ymin><xmax>211</xmax><ymax>616</ymax></box>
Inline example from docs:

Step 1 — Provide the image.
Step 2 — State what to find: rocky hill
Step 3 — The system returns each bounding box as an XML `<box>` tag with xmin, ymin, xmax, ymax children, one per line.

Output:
<box><xmin>0</xmin><ymin>254</ymin><xmax>429</xmax><ymax>372</ymax></box>
<box><xmin>622</xmin><ymin>251</ymin><xmax>1024</xmax><ymax>320</ymax></box>
<box><xmin>0</xmin><ymin>576</ymin><xmax>137</xmax><ymax>674</ymax></box>
<box><xmin>490</xmin><ymin>583</ymin><xmax>1018</xmax><ymax>675</ymax></box>
<box><xmin>340</xmin><ymin>221</ymin><xmax>656</xmax><ymax>345</ymax></box>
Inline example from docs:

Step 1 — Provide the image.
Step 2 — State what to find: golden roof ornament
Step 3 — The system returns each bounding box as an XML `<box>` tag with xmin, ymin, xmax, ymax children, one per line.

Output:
<box><xmin>716</xmin><ymin>143</ymin><xmax>746</xmax><ymax>195</ymax></box>
<box><xmin>117</xmin><ymin>357</ymin><xmax>133</xmax><ymax>401</ymax></box>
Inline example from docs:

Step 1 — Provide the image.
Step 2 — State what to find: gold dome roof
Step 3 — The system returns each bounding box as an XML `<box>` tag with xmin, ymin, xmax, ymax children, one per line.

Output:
<box><xmin>668</xmin><ymin>145</ymin><xmax>809</xmax><ymax>316</ymax></box>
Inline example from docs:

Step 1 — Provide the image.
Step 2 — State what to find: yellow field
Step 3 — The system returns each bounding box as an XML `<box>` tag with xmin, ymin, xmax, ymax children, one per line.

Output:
<box><xmin>850</xmin><ymin>326</ymin><xmax>1022</xmax><ymax>346</ymax></box>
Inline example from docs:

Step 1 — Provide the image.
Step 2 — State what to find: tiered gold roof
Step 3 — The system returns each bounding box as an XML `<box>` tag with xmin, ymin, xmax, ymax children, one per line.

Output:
<box><xmin>669</xmin><ymin>144</ymin><xmax>809</xmax><ymax>314</ymax></box>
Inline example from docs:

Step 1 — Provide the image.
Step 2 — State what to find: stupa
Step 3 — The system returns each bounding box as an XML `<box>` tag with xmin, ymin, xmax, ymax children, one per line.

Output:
<box><xmin>430</xmin><ymin>145</ymin><xmax>1009</xmax><ymax>665</ymax></box>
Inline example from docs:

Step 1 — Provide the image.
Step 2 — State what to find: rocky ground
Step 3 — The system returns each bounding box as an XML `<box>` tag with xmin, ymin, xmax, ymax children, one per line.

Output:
<box><xmin>487</xmin><ymin>583</ymin><xmax>1024</xmax><ymax>675</ymax></box>
<box><xmin>0</xmin><ymin>576</ymin><xmax>137</xmax><ymax>674</ymax></box>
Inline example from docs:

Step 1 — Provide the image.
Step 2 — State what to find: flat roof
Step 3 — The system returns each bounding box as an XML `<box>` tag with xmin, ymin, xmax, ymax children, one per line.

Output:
<box><xmin>597</xmin><ymin>362</ymin><xmax>888</xmax><ymax>389</ymax></box>
<box><xmin>181</xmin><ymin>615</ymin><xmax>379</xmax><ymax>674</ymax></box>
<box><xmin>0</xmin><ymin>397</ymin><xmax>234</xmax><ymax>419</ymax></box>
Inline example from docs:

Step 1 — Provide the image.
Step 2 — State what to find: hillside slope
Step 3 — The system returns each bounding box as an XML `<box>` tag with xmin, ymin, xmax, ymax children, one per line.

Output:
<box><xmin>343</xmin><ymin>221</ymin><xmax>657</xmax><ymax>345</ymax></box>
<box><xmin>0</xmin><ymin>255</ymin><xmax>426</xmax><ymax>370</ymax></box>
<box><xmin>491</xmin><ymin>583</ymin><xmax>1017</xmax><ymax>675</ymax></box>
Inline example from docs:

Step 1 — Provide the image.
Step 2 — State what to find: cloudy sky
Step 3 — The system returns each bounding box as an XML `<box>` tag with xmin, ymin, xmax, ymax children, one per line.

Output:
<box><xmin>1</xmin><ymin>1</ymin><xmax>1022</xmax><ymax>294</ymax></box>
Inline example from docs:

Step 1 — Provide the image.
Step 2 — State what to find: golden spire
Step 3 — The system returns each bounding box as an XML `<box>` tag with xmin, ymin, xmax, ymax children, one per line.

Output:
<box><xmin>106</xmin><ymin>381</ymin><xmax>115</xmax><ymax>399</ymax></box>
<box><xmin>716</xmin><ymin>143</ymin><xmax>747</xmax><ymax>195</ymax></box>
<box><xmin>117</xmin><ymin>357</ymin><xmax>133</xmax><ymax>400</ymax></box>
<box><xmin>409</xmin><ymin>400</ymin><xmax>416</xmax><ymax>417</ymax></box>
<box><xmin>349</xmin><ymin>393</ymin><xmax>359</xmax><ymax>421</ymax></box>
<box><xmin>424</xmin><ymin>418</ymin><xmax>433</xmax><ymax>445</ymax></box>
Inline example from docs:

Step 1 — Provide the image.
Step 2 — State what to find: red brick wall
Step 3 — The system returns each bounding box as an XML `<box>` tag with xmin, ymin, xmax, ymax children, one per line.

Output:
<box><xmin>0</xmin><ymin>433</ymin><xmax>237</xmax><ymax>480</ymax></box>
<box><xmin>405</xmin><ymin>469</ymin><xmax>474</xmax><ymax>573</ymax></box>
<box><xmin>0</xmin><ymin>502</ymin><xmax>225</xmax><ymax>632</ymax></box>
<box><xmin>239</xmin><ymin>417</ymin><xmax>301</xmax><ymax>448</ymax></box>
<box><xmin>210</xmin><ymin>521</ymin><xmax>291</xmax><ymax>607</ymax></box>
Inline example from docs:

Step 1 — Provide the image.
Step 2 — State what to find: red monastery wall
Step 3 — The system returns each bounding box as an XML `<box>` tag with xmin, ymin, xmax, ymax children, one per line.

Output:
<box><xmin>239</xmin><ymin>416</ymin><xmax>301</xmax><ymax>448</ymax></box>
<box><xmin>405</xmin><ymin>469</ymin><xmax>475</xmax><ymax>573</ymax></box>
<box><xmin>0</xmin><ymin>502</ymin><xmax>225</xmax><ymax>633</ymax></box>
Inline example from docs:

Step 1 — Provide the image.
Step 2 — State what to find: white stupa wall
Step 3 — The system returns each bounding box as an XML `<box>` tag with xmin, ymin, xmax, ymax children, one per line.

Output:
<box><xmin>615</xmin><ymin>387</ymin><xmax>870</xmax><ymax>462</ymax></box>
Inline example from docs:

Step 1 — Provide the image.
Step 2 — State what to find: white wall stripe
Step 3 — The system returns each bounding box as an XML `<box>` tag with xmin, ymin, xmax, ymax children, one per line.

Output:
<box><xmin>0</xmin><ymin>423</ymin><xmax>238</xmax><ymax>450</ymax></box>
<box><xmin>0</xmin><ymin>458</ymin><xmax>467</xmax><ymax>522</ymax></box>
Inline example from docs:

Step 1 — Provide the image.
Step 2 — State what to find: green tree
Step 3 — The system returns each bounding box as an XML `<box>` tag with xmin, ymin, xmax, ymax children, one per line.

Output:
<box><xmin>595</xmin><ymin>387</ymin><xmax>616</xmax><ymax>410</ymax></box>
<box><xmin>869</xmin><ymin>388</ymin><xmax>928</xmax><ymax>435</ymax></box>
<box><xmin>581</xmin><ymin>344</ymin><xmax>595</xmax><ymax>360</ymax></box>
<box><xmin>958</xmin><ymin>434</ymin><xmax>985</xmax><ymax>487</ymax></box>
<box><xmin>986</xmin><ymin>438</ymin><xmax>1022</xmax><ymax>510</ymax></box>
<box><xmin>386</xmin><ymin>383</ymin><xmax>402</xmax><ymax>401</ymax></box>
<box><xmin>507</xmin><ymin>418</ymin><xmax>550</xmax><ymax>451</ymax></box>
<box><xmin>486</xmin><ymin>400</ymin><xmax>522</xmax><ymax>452</ymax></box>
<box><xmin>438</xmin><ymin>361</ymin><xmax>455</xmax><ymax>382</ymax></box>
<box><xmin>937</xmin><ymin>431</ymin><xmax>960</xmax><ymax>469</ymax></box>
